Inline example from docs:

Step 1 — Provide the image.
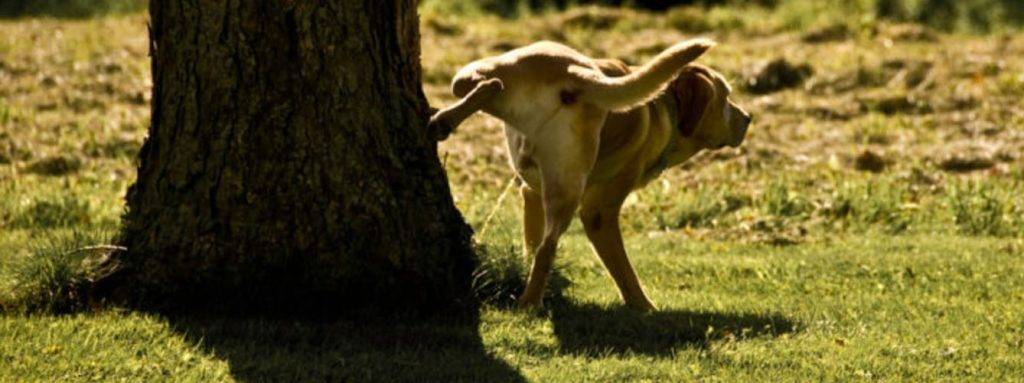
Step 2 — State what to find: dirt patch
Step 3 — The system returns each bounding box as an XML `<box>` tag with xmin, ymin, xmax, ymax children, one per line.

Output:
<box><xmin>802</xmin><ymin>24</ymin><xmax>851</xmax><ymax>43</ymax></box>
<box><xmin>424</xmin><ymin>18</ymin><xmax>463</xmax><ymax>36</ymax></box>
<box><xmin>745</xmin><ymin>59</ymin><xmax>813</xmax><ymax>94</ymax></box>
<box><xmin>861</xmin><ymin>94</ymin><xmax>933</xmax><ymax>115</ymax></box>
<box><xmin>745</xmin><ymin>218</ymin><xmax>808</xmax><ymax>247</ymax></box>
<box><xmin>809</xmin><ymin>60</ymin><xmax>933</xmax><ymax>94</ymax></box>
<box><xmin>881</xmin><ymin>24</ymin><xmax>939</xmax><ymax>42</ymax></box>
<box><xmin>939</xmin><ymin>155</ymin><xmax>995</xmax><ymax>173</ymax></box>
<box><xmin>40</xmin><ymin>74</ymin><xmax>62</xmax><ymax>88</ymax></box>
<box><xmin>559</xmin><ymin>6</ymin><xmax>627</xmax><ymax>30</ymax></box>
<box><xmin>85</xmin><ymin>136</ymin><xmax>141</xmax><ymax>159</ymax></box>
<box><xmin>855</xmin><ymin>150</ymin><xmax>888</xmax><ymax>173</ymax></box>
<box><xmin>25</xmin><ymin>154</ymin><xmax>83</xmax><ymax>176</ymax></box>
<box><xmin>665</xmin><ymin>7</ymin><xmax>712</xmax><ymax>33</ymax></box>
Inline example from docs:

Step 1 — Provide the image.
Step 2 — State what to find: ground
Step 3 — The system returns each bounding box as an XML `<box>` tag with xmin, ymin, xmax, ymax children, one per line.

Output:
<box><xmin>1</xmin><ymin>4</ymin><xmax>1023</xmax><ymax>382</ymax></box>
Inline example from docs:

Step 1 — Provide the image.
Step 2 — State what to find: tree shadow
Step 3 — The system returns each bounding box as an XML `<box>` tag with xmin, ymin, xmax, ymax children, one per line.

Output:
<box><xmin>165</xmin><ymin>307</ymin><xmax>526</xmax><ymax>383</ymax></box>
<box><xmin>544</xmin><ymin>274</ymin><xmax>797</xmax><ymax>356</ymax></box>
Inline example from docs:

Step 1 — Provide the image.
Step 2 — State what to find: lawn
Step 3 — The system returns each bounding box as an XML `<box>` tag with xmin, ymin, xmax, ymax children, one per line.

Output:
<box><xmin>1</xmin><ymin>2</ymin><xmax>1023</xmax><ymax>381</ymax></box>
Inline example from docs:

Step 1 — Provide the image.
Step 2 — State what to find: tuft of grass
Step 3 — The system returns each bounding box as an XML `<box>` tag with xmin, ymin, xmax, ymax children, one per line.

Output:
<box><xmin>995</xmin><ymin>72</ymin><xmax>1024</xmax><ymax>96</ymax></box>
<box><xmin>7</xmin><ymin>194</ymin><xmax>97</xmax><ymax>229</ymax></box>
<box><xmin>657</xmin><ymin>186</ymin><xmax>749</xmax><ymax>229</ymax></box>
<box><xmin>471</xmin><ymin>243</ymin><xmax>526</xmax><ymax>305</ymax></box>
<box><xmin>0</xmin><ymin>142</ymin><xmax>33</xmax><ymax>165</ymax></box>
<box><xmin>820</xmin><ymin>180</ymin><xmax>915</xmax><ymax>233</ymax></box>
<box><xmin>0</xmin><ymin>230</ymin><xmax>117</xmax><ymax>314</ymax></box>
<box><xmin>947</xmin><ymin>181</ymin><xmax>1021</xmax><ymax>236</ymax></box>
<box><xmin>763</xmin><ymin>181</ymin><xmax>812</xmax><ymax>218</ymax></box>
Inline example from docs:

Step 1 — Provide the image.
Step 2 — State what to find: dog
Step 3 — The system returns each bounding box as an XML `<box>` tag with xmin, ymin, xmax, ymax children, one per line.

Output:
<box><xmin>449</xmin><ymin>39</ymin><xmax>752</xmax><ymax>310</ymax></box>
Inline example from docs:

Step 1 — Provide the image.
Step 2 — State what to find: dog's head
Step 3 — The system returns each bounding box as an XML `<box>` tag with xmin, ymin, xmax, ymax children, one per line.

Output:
<box><xmin>670</xmin><ymin>65</ymin><xmax>751</xmax><ymax>149</ymax></box>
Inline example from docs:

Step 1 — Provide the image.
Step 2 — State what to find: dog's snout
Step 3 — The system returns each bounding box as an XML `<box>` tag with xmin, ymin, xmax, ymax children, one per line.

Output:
<box><xmin>740</xmin><ymin>112</ymin><xmax>753</xmax><ymax>131</ymax></box>
<box><xmin>739</xmin><ymin>109</ymin><xmax>752</xmax><ymax>124</ymax></box>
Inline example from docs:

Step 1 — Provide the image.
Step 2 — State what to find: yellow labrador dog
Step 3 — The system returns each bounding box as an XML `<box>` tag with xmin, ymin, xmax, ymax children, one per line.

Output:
<box><xmin>448</xmin><ymin>39</ymin><xmax>752</xmax><ymax>310</ymax></box>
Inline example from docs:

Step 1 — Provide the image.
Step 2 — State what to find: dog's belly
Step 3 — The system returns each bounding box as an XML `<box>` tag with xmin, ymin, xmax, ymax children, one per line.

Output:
<box><xmin>504</xmin><ymin>127</ymin><xmax>543</xmax><ymax>189</ymax></box>
<box><xmin>502</xmin><ymin>103</ymin><xmax>669</xmax><ymax>193</ymax></box>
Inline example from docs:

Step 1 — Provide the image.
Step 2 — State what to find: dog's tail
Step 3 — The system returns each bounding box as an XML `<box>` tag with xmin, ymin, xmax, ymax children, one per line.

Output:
<box><xmin>569</xmin><ymin>38</ymin><xmax>714</xmax><ymax>111</ymax></box>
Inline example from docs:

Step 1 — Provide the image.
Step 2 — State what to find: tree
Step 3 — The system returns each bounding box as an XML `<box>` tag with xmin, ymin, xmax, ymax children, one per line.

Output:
<box><xmin>110</xmin><ymin>0</ymin><xmax>475</xmax><ymax>310</ymax></box>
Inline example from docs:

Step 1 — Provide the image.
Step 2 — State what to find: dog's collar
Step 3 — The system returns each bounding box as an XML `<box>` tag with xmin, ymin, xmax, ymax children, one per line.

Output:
<box><xmin>643</xmin><ymin>90</ymin><xmax>685</xmax><ymax>178</ymax></box>
<box><xmin>643</xmin><ymin>123</ymin><xmax>679</xmax><ymax>180</ymax></box>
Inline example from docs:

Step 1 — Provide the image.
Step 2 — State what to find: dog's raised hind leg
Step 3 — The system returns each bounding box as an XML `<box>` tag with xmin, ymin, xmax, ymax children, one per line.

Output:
<box><xmin>428</xmin><ymin>78</ymin><xmax>503</xmax><ymax>141</ymax></box>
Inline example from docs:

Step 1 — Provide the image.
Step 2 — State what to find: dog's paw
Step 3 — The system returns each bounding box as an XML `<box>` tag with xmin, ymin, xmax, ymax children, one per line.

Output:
<box><xmin>515</xmin><ymin>295</ymin><xmax>544</xmax><ymax>311</ymax></box>
<box><xmin>627</xmin><ymin>299</ymin><xmax>658</xmax><ymax>313</ymax></box>
<box><xmin>476</xmin><ymin>78</ymin><xmax>505</xmax><ymax>95</ymax></box>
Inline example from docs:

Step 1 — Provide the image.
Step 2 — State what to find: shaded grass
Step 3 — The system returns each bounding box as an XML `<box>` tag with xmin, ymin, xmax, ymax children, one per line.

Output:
<box><xmin>547</xmin><ymin>299</ymin><xmax>794</xmax><ymax>357</ymax></box>
<box><xmin>161</xmin><ymin>310</ymin><xmax>525</xmax><ymax>383</ymax></box>
<box><xmin>0</xmin><ymin>229</ymin><xmax>115</xmax><ymax>314</ymax></box>
<box><xmin>472</xmin><ymin>242</ymin><xmax>527</xmax><ymax>306</ymax></box>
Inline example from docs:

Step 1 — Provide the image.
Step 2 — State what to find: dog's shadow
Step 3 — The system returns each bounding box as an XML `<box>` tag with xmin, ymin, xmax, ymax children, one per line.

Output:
<box><xmin>544</xmin><ymin>274</ymin><xmax>796</xmax><ymax>356</ymax></box>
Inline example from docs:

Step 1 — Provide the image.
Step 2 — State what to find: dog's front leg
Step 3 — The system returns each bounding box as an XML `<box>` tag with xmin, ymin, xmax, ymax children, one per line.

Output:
<box><xmin>517</xmin><ymin>174</ymin><xmax>583</xmax><ymax>308</ymax></box>
<box><xmin>517</xmin><ymin>129</ymin><xmax>599</xmax><ymax>308</ymax></box>
<box><xmin>521</xmin><ymin>184</ymin><xmax>545</xmax><ymax>261</ymax></box>
<box><xmin>580</xmin><ymin>186</ymin><xmax>657</xmax><ymax>311</ymax></box>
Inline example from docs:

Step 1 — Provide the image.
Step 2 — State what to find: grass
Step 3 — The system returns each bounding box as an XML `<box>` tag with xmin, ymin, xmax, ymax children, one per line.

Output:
<box><xmin>1</xmin><ymin>236</ymin><xmax>1022</xmax><ymax>381</ymax></box>
<box><xmin>1</xmin><ymin>2</ymin><xmax>1023</xmax><ymax>382</ymax></box>
<box><xmin>0</xmin><ymin>0</ymin><xmax>146</xmax><ymax>19</ymax></box>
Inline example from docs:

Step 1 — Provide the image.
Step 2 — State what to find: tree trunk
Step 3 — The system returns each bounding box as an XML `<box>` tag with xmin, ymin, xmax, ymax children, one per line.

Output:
<box><xmin>116</xmin><ymin>0</ymin><xmax>474</xmax><ymax>310</ymax></box>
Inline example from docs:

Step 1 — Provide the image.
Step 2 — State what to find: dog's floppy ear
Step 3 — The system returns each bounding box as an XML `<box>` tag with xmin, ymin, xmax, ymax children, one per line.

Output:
<box><xmin>672</xmin><ymin>68</ymin><xmax>715</xmax><ymax>138</ymax></box>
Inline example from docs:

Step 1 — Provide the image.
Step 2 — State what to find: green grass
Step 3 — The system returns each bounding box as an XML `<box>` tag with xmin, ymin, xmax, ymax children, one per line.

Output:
<box><xmin>2</xmin><ymin>3</ymin><xmax>1024</xmax><ymax>382</ymax></box>
<box><xmin>1</xmin><ymin>235</ymin><xmax>1022</xmax><ymax>381</ymax></box>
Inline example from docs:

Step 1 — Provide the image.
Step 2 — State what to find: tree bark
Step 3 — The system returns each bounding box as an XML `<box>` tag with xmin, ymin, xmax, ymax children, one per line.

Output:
<box><xmin>116</xmin><ymin>0</ymin><xmax>474</xmax><ymax>310</ymax></box>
